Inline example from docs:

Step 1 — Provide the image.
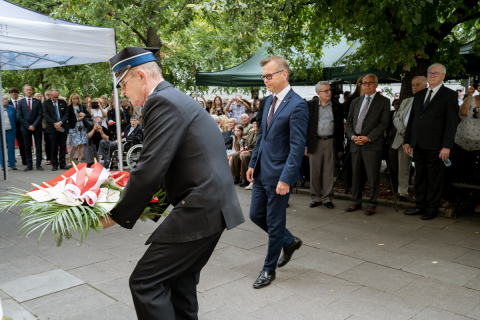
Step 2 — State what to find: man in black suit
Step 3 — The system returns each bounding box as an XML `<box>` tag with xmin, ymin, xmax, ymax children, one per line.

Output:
<box><xmin>43</xmin><ymin>89</ymin><xmax>69</xmax><ymax>171</ymax></box>
<box><xmin>99</xmin><ymin>47</ymin><xmax>244</xmax><ymax>320</ymax></box>
<box><xmin>345</xmin><ymin>74</ymin><xmax>391</xmax><ymax>215</ymax></box>
<box><xmin>404</xmin><ymin>63</ymin><xmax>458</xmax><ymax>220</ymax></box>
<box><xmin>17</xmin><ymin>84</ymin><xmax>43</xmax><ymax>171</ymax></box>
<box><xmin>8</xmin><ymin>87</ymin><xmax>27</xmax><ymax>165</ymax></box>
<box><xmin>306</xmin><ymin>81</ymin><xmax>344</xmax><ymax>209</ymax></box>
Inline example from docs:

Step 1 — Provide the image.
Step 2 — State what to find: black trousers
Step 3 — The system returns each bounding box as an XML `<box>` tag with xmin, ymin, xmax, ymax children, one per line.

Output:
<box><xmin>16</xmin><ymin>121</ymin><xmax>26</xmax><ymax>163</ymax></box>
<box><xmin>130</xmin><ymin>231</ymin><xmax>223</xmax><ymax>320</ymax></box>
<box><xmin>44</xmin><ymin>131</ymin><xmax>51</xmax><ymax>161</ymax></box>
<box><xmin>48</xmin><ymin>131</ymin><xmax>68</xmax><ymax>167</ymax></box>
<box><xmin>413</xmin><ymin>147</ymin><xmax>445</xmax><ymax>214</ymax></box>
<box><xmin>22</xmin><ymin>129</ymin><xmax>42</xmax><ymax>168</ymax></box>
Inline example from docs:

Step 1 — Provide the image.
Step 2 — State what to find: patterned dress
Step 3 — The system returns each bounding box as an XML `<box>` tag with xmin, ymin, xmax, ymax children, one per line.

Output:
<box><xmin>455</xmin><ymin>98</ymin><xmax>480</xmax><ymax>151</ymax></box>
<box><xmin>69</xmin><ymin>106</ymin><xmax>88</xmax><ymax>146</ymax></box>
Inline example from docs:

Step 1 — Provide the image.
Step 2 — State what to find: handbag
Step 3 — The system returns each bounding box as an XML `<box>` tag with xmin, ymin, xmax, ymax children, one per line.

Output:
<box><xmin>84</xmin><ymin>137</ymin><xmax>97</xmax><ymax>164</ymax></box>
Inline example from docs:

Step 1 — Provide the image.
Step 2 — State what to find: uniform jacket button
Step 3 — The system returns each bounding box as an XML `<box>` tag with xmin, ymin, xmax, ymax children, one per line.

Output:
<box><xmin>125</xmin><ymin>220</ymin><xmax>130</xmax><ymax>224</ymax></box>
<box><xmin>182</xmin><ymin>201</ymin><xmax>185</xmax><ymax>205</ymax></box>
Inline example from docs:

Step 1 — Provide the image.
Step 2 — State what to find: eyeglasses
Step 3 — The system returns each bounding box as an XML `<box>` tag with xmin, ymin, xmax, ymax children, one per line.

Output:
<box><xmin>319</xmin><ymin>89</ymin><xmax>331</xmax><ymax>93</ymax></box>
<box><xmin>474</xmin><ymin>107</ymin><xmax>480</xmax><ymax>119</ymax></box>
<box><xmin>427</xmin><ymin>72</ymin><xmax>444</xmax><ymax>77</ymax></box>
<box><xmin>362</xmin><ymin>82</ymin><xmax>378</xmax><ymax>86</ymax></box>
<box><xmin>260</xmin><ymin>70</ymin><xmax>284</xmax><ymax>80</ymax></box>
<box><xmin>457</xmin><ymin>90</ymin><xmax>464</xmax><ymax>92</ymax></box>
<box><xmin>118</xmin><ymin>72</ymin><xmax>136</xmax><ymax>89</ymax></box>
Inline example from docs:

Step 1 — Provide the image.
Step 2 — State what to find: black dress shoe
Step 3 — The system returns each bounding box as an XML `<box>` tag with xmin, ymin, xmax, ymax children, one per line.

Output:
<box><xmin>404</xmin><ymin>208</ymin><xmax>424</xmax><ymax>216</ymax></box>
<box><xmin>239</xmin><ymin>180</ymin><xmax>249</xmax><ymax>187</ymax></box>
<box><xmin>22</xmin><ymin>161</ymin><xmax>27</xmax><ymax>165</ymax></box>
<box><xmin>24</xmin><ymin>167</ymin><xmax>33</xmax><ymax>172</ymax></box>
<box><xmin>37</xmin><ymin>166</ymin><xmax>44</xmax><ymax>171</ymax></box>
<box><xmin>310</xmin><ymin>201</ymin><xmax>321</xmax><ymax>208</ymax></box>
<box><xmin>397</xmin><ymin>196</ymin><xmax>408</xmax><ymax>202</ymax></box>
<box><xmin>60</xmin><ymin>165</ymin><xmax>67</xmax><ymax>170</ymax></box>
<box><xmin>253</xmin><ymin>269</ymin><xmax>276</xmax><ymax>289</ymax></box>
<box><xmin>12</xmin><ymin>168</ymin><xmax>17</xmax><ymax>170</ymax></box>
<box><xmin>325</xmin><ymin>202</ymin><xmax>334</xmax><ymax>209</ymax></box>
<box><xmin>52</xmin><ymin>167</ymin><xmax>58</xmax><ymax>171</ymax></box>
<box><xmin>421</xmin><ymin>213</ymin><xmax>437</xmax><ymax>220</ymax></box>
<box><xmin>278</xmin><ymin>237</ymin><xmax>302</xmax><ymax>268</ymax></box>
<box><xmin>233</xmin><ymin>177</ymin><xmax>240</xmax><ymax>184</ymax></box>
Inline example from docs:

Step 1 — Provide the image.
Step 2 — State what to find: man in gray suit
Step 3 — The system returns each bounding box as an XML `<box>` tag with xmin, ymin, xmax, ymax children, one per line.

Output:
<box><xmin>392</xmin><ymin>76</ymin><xmax>428</xmax><ymax>202</ymax></box>
<box><xmin>345</xmin><ymin>74</ymin><xmax>391</xmax><ymax>215</ymax></box>
<box><xmin>100</xmin><ymin>47</ymin><xmax>244</xmax><ymax>320</ymax></box>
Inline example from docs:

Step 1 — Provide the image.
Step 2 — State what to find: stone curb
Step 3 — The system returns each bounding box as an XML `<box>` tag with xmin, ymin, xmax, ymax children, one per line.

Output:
<box><xmin>293</xmin><ymin>187</ymin><xmax>455</xmax><ymax>219</ymax></box>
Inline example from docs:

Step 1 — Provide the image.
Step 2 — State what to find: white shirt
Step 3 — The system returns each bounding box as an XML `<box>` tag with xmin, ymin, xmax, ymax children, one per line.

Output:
<box><xmin>268</xmin><ymin>85</ymin><xmax>291</xmax><ymax>115</ymax></box>
<box><xmin>10</xmin><ymin>98</ymin><xmax>18</xmax><ymax>110</ymax></box>
<box><xmin>424</xmin><ymin>83</ymin><xmax>442</xmax><ymax>103</ymax></box>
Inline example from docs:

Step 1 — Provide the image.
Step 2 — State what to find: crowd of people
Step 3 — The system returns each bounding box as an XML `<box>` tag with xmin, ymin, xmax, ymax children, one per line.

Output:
<box><xmin>1</xmin><ymin>86</ymin><xmax>143</xmax><ymax>172</ymax></box>
<box><xmin>206</xmin><ymin>62</ymin><xmax>475</xmax><ymax>221</ymax></box>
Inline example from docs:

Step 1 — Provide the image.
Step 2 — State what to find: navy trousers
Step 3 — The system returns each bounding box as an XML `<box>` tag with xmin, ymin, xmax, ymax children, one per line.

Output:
<box><xmin>249</xmin><ymin>167</ymin><xmax>295</xmax><ymax>271</ymax></box>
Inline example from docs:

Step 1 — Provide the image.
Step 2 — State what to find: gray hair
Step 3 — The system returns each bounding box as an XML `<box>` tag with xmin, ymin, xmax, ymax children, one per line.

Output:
<box><xmin>50</xmin><ymin>89</ymin><xmax>59</xmax><ymax>94</ymax></box>
<box><xmin>2</xmin><ymin>94</ymin><xmax>8</xmax><ymax>100</ymax></box>
<box><xmin>240</xmin><ymin>113</ymin><xmax>249</xmax><ymax>118</ymax></box>
<box><xmin>364</xmin><ymin>74</ymin><xmax>379</xmax><ymax>82</ymax></box>
<box><xmin>412</xmin><ymin>76</ymin><xmax>428</xmax><ymax>85</ymax></box>
<box><xmin>131</xmin><ymin>61</ymin><xmax>163</xmax><ymax>79</ymax></box>
<box><xmin>427</xmin><ymin>63</ymin><xmax>446</xmax><ymax>75</ymax></box>
<box><xmin>211</xmin><ymin>114</ymin><xmax>219</xmax><ymax>122</ymax></box>
<box><xmin>315</xmin><ymin>81</ymin><xmax>330</xmax><ymax>93</ymax></box>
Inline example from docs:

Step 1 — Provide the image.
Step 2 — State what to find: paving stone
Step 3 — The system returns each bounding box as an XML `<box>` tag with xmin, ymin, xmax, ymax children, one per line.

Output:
<box><xmin>0</xmin><ymin>212</ymin><xmax>24</xmax><ymax>237</ymax></box>
<box><xmin>349</xmin><ymin>246</ymin><xmax>426</xmax><ymax>269</ymax></box>
<box><xmin>95</xmin><ymin>276</ymin><xmax>134</xmax><ymax>308</ymax></box>
<box><xmin>220</xmin><ymin>228</ymin><xmax>242</xmax><ymax>239</ymax></box>
<box><xmin>1</xmin><ymin>298</ymin><xmax>37</xmax><ymax>320</ymax></box>
<box><xmin>235</xmin><ymin>221</ymin><xmax>267</xmax><ymax>235</ymax></box>
<box><xmin>251</xmin><ymin>294</ymin><xmax>352</xmax><ymax>320</ymax></box>
<box><xmin>0</xmin><ymin>236</ymin><xmax>12</xmax><ymax>249</ymax></box>
<box><xmin>205</xmin><ymin>277</ymin><xmax>294</xmax><ymax>313</ymax></box>
<box><xmin>307</xmin><ymin>234</ymin><xmax>367</xmax><ymax>255</ymax></box>
<box><xmin>411</xmin><ymin>306</ymin><xmax>474</xmax><ymax>320</ymax></box>
<box><xmin>395</xmin><ymin>277</ymin><xmax>480</xmax><ymax>315</ymax></box>
<box><xmin>0</xmin><ymin>269</ymin><xmax>84</xmax><ymax>302</ymax></box>
<box><xmin>65</xmin><ymin>301</ymin><xmax>137</xmax><ymax>320</ymax></box>
<box><xmin>197</xmin><ymin>266</ymin><xmax>246</xmax><ymax>292</ymax></box>
<box><xmin>396</xmin><ymin>239</ymin><xmax>471</xmax><ymax>261</ymax></box>
<box><xmin>207</xmin><ymin>246</ymin><xmax>265</xmax><ymax>270</ymax></box>
<box><xmin>251</xmin><ymin>242</ymin><xmax>318</xmax><ymax>261</ymax></box>
<box><xmin>464</xmin><ymin>274</ymin><xmax>480</xmax><ymax>291</ymax></box>
<box><xmin>68</xmin><ymin>257</ymin><xmax>136</xmax><ymax>286</ymax></box>
<box><xmin>293</xmin><ymin>248</ymin><xmax>364</xmax><ymax>276</ymax></box>
<box><xmin>337</xmin><ymin>262</ymin><xmax>419</xmax><ymax>293</ymax></box>
<box><xmin>402</xmin><ymin>257</ymin><xmax>480</xmax><ymax>286</ymax></box>
<box><xmin>24</xmin><ymin>238</ymin><xmax>115</xmax><ymax>270</ymax></box>
<box><xmin>275</xmin><ymin>270</ymin><xmax>361</xmax><ymax>303</ymax></box>
<box><xmin>285</xmin><ymin>226</ymin><xmax>331</xmax><ymax>243</ymax></box>
<box><xmin>0</xmin><ymin>254</ymin><xmax>56</xmax><ymax>283</ymax></box>
<box><xmin>232</xmin><ymin>259</ymin><xmax>310</xmax><ymax>284</ymax></box>
<box><xmin>197</xmin><ymin>291</ymin><xmax>226</xmax><ymax>316</ymax></box>
<box><xmin>199</xmin><ymin>304</ymin><xmax>259</xmax><ymax>320</ymax></box>
<box><xmin>316</xmin><ymin>221</ymin><xmax>373</xmax><ymax>238</ymax></box>
<box><xmin>0</xmin><ymin>288</ymin><xmax>10</xmax><ymax>300</ymax></box>
<box><xmin>405</xmin><ymin>226</ymin><xmax>472</xmax><ymax>245</ymax></box>
<box><xmin>219</xmin><ymin>230</ymin><xmax>268</xmax><ymax>250</ymax></box>
<box><xmin>0</xmin><ymin>246</ymin><xmax>34</xmax><ymax>265</ymax></box>
<box><xmin>468</xmin><ymin>304</ymin><xmax>480</xmax><ymax>320</ymax></box>
<box><xmin>287</xmin><ymin>214</ymin><xmax>336</xmax><ymax>230</ymax></box>
<box><xmin>328</xmin><ymin>286</ymin><xmax>426</xmax><ymax>319</ymax></box>
<box><xmin>105</xmin><ymin>242</ymin><xmax>149</xmax><ymax>262</ymax></box>
<box><xmin>81</xmin><ymin>232</ymin><xmax>147</xmax><ymax>250</ymax></box>
<box><xmin>214</xmin><ymin>241</ymin><xmax>229</xmax><ymax>251</ymax></box>
<box><xmin>398</xmin><ymin>215</ymin><xmax>458</xmax><ymax>229</ymax></box>
<box><xmin>456</xmin><ymin>234</ymin><xmax>480</xmax><ymax>251</ymax></box>
<box><xmin>21</xmin><ymin>284</ymin><xmax>116</xmax><ymax>320</ymax></box>
<box><xmin>455</xmin><ymin>250</ymin><xmax>480</xmax><ymax>268</ymax></box>
<box><xmin>354</xmin><ymin>230</ymin><xmax>419</xmax><ymax>249</ymax></box>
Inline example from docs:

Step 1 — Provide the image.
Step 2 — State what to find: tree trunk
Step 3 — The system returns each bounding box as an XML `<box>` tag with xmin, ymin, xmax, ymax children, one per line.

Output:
<box><xmin>399</xmin><ymin>57</ymin><xmax>430</xmax><ymax>102</ymax></box>
<box><xmin>146</xmin><ymin>26</ymin><xmax>163</xmax><ymax>73</ymax></box>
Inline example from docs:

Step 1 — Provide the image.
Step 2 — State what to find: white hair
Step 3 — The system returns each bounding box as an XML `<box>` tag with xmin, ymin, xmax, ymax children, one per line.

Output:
<box><xmin>50</xmin><ymin>89</ymin><xmax>59</xmax><ymax>94</ymax></box>
<box><xmin>211</xmin><ymin>115</ymin><xmax>219</xmax><ymax>122</ymax></box>
<box><xmin>412</xmin><ymin>76</ymin><xmax>428</xmax><ymax>85</ymax></box>
<box><xmin>315</xmin><ymin>81</ymin><xmax>330</xmax><ymax>93</ymax></box>
<box><xmin>2</xmin><ymin>94</ymin><xmax>8</xmax><ymax>100</ymax></box>
<box><xmin>364</xmin><ymin>74</ymin><xmax>378</xmax><ymax>82</ymax></box>
<box><xmin>241</xmin><ymin>113</ymin><xmax>249</xmax><ymax>118</ymax></box>
<box><xmin>427</xmin><ymin>63</ymin><xmax>446</xmax><ymax>74</ymax></box>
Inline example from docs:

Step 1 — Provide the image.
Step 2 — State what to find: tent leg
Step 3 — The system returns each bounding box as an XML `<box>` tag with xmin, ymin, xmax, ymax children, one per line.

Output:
<box><xmin>112</xmin><ymin>72</ymin><xmax>123</xmax><ymax>171</ymax></box>
<box><xmin>195</xmin><ymin>86</ymin><xmax>198</xmax><ymax>101</ymax></box>
<box><xmin>0</xmin><ymin>71</ymin><xmax>8</xmax><ymax>181</ymax></box>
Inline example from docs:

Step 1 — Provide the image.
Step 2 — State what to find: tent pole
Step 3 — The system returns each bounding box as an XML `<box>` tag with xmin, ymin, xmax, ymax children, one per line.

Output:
<box><xmin>0</xmin><ymin>71</ymin><xmax>8</xmax><ymax>181</ymax></box>
<box><xmin>195</xmin><ymin>86</ymin><xmax>198</xmax><ymax>102</ymax></box>
<box><xmin>112</xmin><ymin>72</ymin><xmax>123</xmax><ymax>171</ymax></box>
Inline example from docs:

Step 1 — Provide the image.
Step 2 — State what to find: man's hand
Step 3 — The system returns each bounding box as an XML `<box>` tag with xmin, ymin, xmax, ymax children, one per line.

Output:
<box><xmin>358</xmin><ymin>136</ymin><xmax>369</xmax><ymax>144</ymax></box>
<box><xmin>439</xmin><ymin>148</ymin><xmax>450</xmax><ymax>161</ymax></box>
<box><xmin>28</xmin><ymin>125</ymin><xmax>35</xmax><ymax>131</ymax></box>
<box><xmin>304</xmin><ymin>150</ymin><xmax>308</xmax><ymax>156</ymax></box>
<box><xmin>54</xmin><ymin>122</ymin><xmax>62</xmax><ymax>129</ymax></box>
<box><xmin>99</xmin><ymin>216</ymin><xmax>117</xmax><ymax>229</ymax></box>
<box><xmin>404</xmin><ymin>144</ymin><xmax>411</xmax><ymax>156</ymax></box>
<box><xmin>122</xmin><ymin>138</ymin><xmax>126</xmax><ymax>142</ymax></box>
<box><xmin>402</xmin><ymin>132</ymin><xmax>406</xmax><ymax>138</ymax></box>
<box><xmin>276</xmin><ymin>181</ymin><xmax>290</xmax><ymax>195</ymax></box>
<box><xmin>246</xmin><ymin>167</ymin><xmax>254</xmax><ymax>182</ymax></box>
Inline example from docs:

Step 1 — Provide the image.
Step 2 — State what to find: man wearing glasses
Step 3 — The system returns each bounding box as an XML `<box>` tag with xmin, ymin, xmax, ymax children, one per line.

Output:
<box><xmin>345</xmin><ymin>74</ymin><xmax>391</xmax><ymax>216</ymax></box>
<box><xmin>404</xmin><ymin>63</ymin><xmax>458</xmax><ymax>220</ymax></box>
<box><xmin>246</xmin><ymin>56</ymin><xmax>309</xmax><ymax>289</ymax></box>
<box><xmin>306</xmin><ymin>81</ymin><xmax>344</xmax><ymax>209</ymax></box>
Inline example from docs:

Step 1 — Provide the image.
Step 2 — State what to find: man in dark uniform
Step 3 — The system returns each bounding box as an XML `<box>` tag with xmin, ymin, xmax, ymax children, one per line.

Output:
<box><xmin>100</xmin><ymin>47</ymin><xmax>244</xmax><ymax>320</ymax></box>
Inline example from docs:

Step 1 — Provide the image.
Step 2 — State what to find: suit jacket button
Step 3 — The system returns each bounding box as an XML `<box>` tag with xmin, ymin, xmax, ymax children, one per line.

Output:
<box><xmin>182</xmin><ymin>201</ymin><xmax>185</xmax><ymax>205</ymax></box>
<box><xmin>125</xmin><ymin>220</ymin><xmax>130</xmax><ymax>224</ymax></box>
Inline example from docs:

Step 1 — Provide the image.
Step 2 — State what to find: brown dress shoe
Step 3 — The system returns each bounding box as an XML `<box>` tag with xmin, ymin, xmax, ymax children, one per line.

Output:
<box><xmin>365</xmin><ymin>206</ymin><xmax>376</xmax><ymax>216</ymax></box>
<box><xmin>345</xmin><ymin>204</ymin><xmax>362</xmax><ymax>212</ymax></box>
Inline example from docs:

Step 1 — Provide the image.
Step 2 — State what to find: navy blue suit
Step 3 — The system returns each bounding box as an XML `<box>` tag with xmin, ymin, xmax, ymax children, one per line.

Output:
<box><xmin>17</xmin><ymin>97</ymin><xmax>43</xmax><ymax>168</ymax></box>
<box><xmin>248</xmin><ymin>87</ymin><xmax>309</xmax><ymax>270</ymax></box>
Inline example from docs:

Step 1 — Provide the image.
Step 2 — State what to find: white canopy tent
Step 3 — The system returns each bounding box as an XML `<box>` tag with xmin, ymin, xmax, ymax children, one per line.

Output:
<box><xmin>0</xmin><ymin>0</ymin><xmax>122</xmax><ymax>180</ymax></box>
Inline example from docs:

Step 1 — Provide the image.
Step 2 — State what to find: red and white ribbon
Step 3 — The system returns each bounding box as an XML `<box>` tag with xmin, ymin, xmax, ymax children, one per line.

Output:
<box><xmin>81</xmin><ymin>164</ymin><xmax>110</xmax><ymax>194</ymax></box>
<box><xmin>64</xmin><ymin>177</ymin><xmax>82</xmax><ymax>198</ymax></box>
<box><xmin>82</xmin><ymin>188</ymin><xmax>101</xmax><ymax>207</ymax></box>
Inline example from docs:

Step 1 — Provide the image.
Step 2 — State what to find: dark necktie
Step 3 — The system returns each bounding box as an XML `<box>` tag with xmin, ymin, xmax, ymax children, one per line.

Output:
<box><xmin>28</xmin><ymin>99</ymin><xmax>31</xmax><ymax>113</ymax></box>
<box><xmin>14</xmin><ymin>100</ymin><xmax>17</xmax><ymax>111</ymax></box>
<box><xmin>423</xmin><ymin>90</ymin><xmax>433</xmax><ymax>111</ymax></box>
<box><xmin>267</xmin><ymin>96</ymin><xmax>278</xmax><ymax>128</ymax></box>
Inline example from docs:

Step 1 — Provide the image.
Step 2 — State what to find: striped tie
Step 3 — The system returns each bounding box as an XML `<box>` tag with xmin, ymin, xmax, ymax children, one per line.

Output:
<box><xmin>355</xmin><ymin>96</ymin><xmax>371</xmax><ymax>135</ymax></box>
